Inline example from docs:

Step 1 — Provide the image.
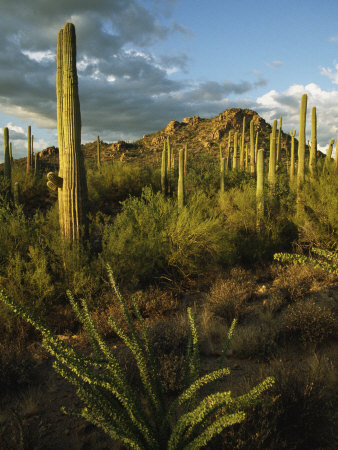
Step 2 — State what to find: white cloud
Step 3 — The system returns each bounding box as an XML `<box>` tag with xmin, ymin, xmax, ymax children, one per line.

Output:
<box><xmin>22</xmin><ymin>50</ymin><xmax>55</xmax><ymax>63</ymax></box>
<box><xmin>265</xmin><ymin>60</ymin><xmax>283</xmax><ymax>69</ymax></box>
<box><xmin>320</xmin><ymin>63</ymin><xmax>338</xmax><ymax>84</ymax></box>
<box><xmin>256</xmin><ymin>83</ymin><xmax>338</xmax><ymax>150</ymax></box>
<box><xmin>329</xmin><ymin>36</ymin><xmax>338</xmax><ymax>42</ymax></box>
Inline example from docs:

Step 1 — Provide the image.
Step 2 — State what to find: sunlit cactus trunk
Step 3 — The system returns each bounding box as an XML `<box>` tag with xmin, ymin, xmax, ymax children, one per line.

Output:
<box><xmin>240</xmin><ymin>116</ymin><xmax>245</xmax><ymax>170</ymax></box>
<box><xmin>256</xmin><ymin>149</ymin><xmax>264</xmax><ymax>231</ymax></box>
<box><xmin>323</xmin><ymin>138</ymin><xmax>335</xmax><ymax>174</ymax></box>
<box><xmin>97</xmin><ymin>136</ymin><xmax>101</xmax><ymax>170</ymax></box>
<box><xmin>255</xmin><ymin>131</ymin><xmax>259</xmax><ymax>163</ymax></box>
<box><xmin>220</xmin><ymin>156</ymin><xmax>225</xmax><ymax>193</ymax></box>
<box><xmin>227</xmin><ymin>131</ymin><xmax>231</xmax><ymax>169</ymax></box>
<box><xmin>26</xmin><ymin>125</ymin><xmax>32</xmax><ymax>174</ymax></box>
<box><xmin>9</xmin><ymin>143</ymin><xmax>13</xmax><ymax>166</ymax></box>
<box><xmin>232</xmin><ymin>131</ymin><xmax>238</xmax><ymax>170</ymax></box>
<box><xmin>290</xmin><ymin>130</ymin><xmax>296</xmax><ymax>182</ymax></box>
<box><xmin>161</xmin><ymin>144</ymin><xmax>167</xmax><ymax>194</ymax></box>
<box><xmin>31</xmin><ymin>135</ymin><xmax>34</xmax><ymax>167</ymax></box>
<box><xmin>268</xmin><ymin>130</ymin><xmax>276</xmax><ymax>188</ymax></box>
<box><xmin>297</xmin><ymin>94</ymin><xmax>307</xmax><ymax>217</ymax></box>
<box><xmin>276</xmin><ymin>116</ymin><xmax>282</xmax><ymax>163</ymax></box>
<box><xmin>48</xmin><ymin>23</ymin><xmax>88</xmax><ymax>244</ymax></box>
<box><xmin>184</xmin><ymin>143</ymin><xmax>187</xmax><ymax>176</ymax></box>
<box><xmin>335</xmin><ymin>136</ymin><xmax>338</xmax><ymax>170</ymax></box>
<box><xmin>250</xmin><ymin>120</ymin><xmax>255</xmax><ymax>174</ymax></box>
<box><xmin>309</xmin><ymin>107</ymin><xmax>317</xmax><ymax>178</ymax></box>
<box><xmin>177</xmin><ymin>148</ymin><xmax>184</xmax><ymax>208</ymax></box>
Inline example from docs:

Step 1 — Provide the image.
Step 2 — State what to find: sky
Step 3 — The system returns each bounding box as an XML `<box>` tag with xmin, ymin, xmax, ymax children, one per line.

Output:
<box><xmin>1</xmin><ymin>0</ymin><xmax>338</xmax><ymax>163</ymax></box>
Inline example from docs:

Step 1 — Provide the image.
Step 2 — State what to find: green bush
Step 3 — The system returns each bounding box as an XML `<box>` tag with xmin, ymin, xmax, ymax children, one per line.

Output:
<box><xmin>102</xmin><ymin>186</ymin><xmax>232</xmax><ymax>284</ymax></box>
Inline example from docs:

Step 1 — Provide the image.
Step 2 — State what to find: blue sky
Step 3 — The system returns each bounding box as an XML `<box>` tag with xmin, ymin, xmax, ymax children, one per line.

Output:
<box><xmin>1</xmin><ymin>0</ymin><xmax>338</xmax><ymax>163</ymax></box>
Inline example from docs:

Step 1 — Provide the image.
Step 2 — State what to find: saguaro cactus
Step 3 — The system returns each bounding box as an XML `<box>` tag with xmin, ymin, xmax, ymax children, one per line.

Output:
<box><xmin>220</xmin><ymin>157</ymin><xmax>225</xmax><ymax>193</ymax></box>
<box><xmin>255</xmin><ymin>131</ymin><xmax>259</xmax><ymax>163</ymax></box>
<box><xmin>161</xmin><ymin>144</ymin><xmax>167</xmax><ymax>194</ymax></box>
<box><xmin>227</xmin><ymin>130</ymin><xmax>231</xmax><ymax>169</ymax></box>
<box><xmin>177</xmin><ymin>148</ymin><xmax>184</xmax><ymax>208</ymax></box>
<box><xmin>323</xmin><ymin>139</ymin><xmax>335</xmax><ymax>173</ymax></box>
<box><xmin>9</xmin><ymin>143</ymin><xmax>13</xmax><ymax>166</ymax></box>
<box><xmin>240</xmin><ymin>116</ymin><xmax>246</xmax><ymax>170</ymax></box>
<box><xmin>290</xmin><ymin>130</ymin><xmax>296</xmax><ymax>182</ymax></box>
<box><xmin>166</xmin><ymin>137</ymin><xmax>171</xmax><ymax>194</ymax></box>
<box><xmin>26</xmin><ymin>125</ymin><xmax>32</xmax><ymax>174</ymax></box>
<box><xmin>97</xmin><ymin>136</ymin><xmax>101</xmax><ymax>170</ymax></box>
<box><xmin>184</xmin><ymin>143</ymin><xmax>187</xmax><ymax>176</ymax></box>
<box><xmin>256</xmin><ymin>149</ymin><xmax>264</xmax><ymax>231</ymax></box>
<box><xmin>47</xmin><ymin>23</ymin><xmax>88</xmax><ymax>244</ymax></box>
<box><xmin>250</xmin><ymin>120</ymin><xmax>255</xmax><ymax>174</ymax></box>
<box><xmin>14</xmin><ymin>182</ymin><xmax>21</xmax><ymax>205</ymax></box>
<box><xmin>336</xmin><ymin>135</ymin><xmax>338</xmax><ymax>169</ymax></box>
<box><xmin>309</xmin><ymin>107</ymin><xmax>317</xmax><ymax>177</ymax></box>
<box><xmin>268</xmin><ymin>131</ymin><xmax>276</xmax><ymax>187</ymax></box>
<box><xmin>297</xmin><ymin>94</ymin><xmax>307</xmax><ymax>217</ymax></box>
<box><xmin>276</xmin><ymin>117</ymin><xmax>282</xmax><ymax>163</ymax></box>
<box><xmin>34</xmin><ymin>153</ymin><xmax>40</xmax><ymax>179</ymax></box>
<box><xmin>233</xmin><ymin>131</ymin><xmax>238</xmax><ymax>170</ymax></box>
<box><xmin>4</xmin><ymin>127</ymin><xmax>11</xmax><ymax>182</ymax></box>
<box><xmin>31</xmin><ymin>135</ymin><xmax>34</xmax><ymax>168</ymax></box>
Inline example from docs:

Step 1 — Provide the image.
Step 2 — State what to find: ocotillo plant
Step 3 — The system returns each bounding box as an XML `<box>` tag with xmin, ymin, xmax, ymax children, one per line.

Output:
<box><xmin>220</xmin><ymin>157</ymin><xmax>225</xmax><ymax>193</ymax></box>
<box><xmin>232</xmin><ymin>131</ymin><xmax>238</xmax><ymax>170</ymax></box>
<box><xmin>47</xmin><ymin>23</ymin><xmax>88</xmax><ymax>244</ymax></box>
<box><xmin>161</xmin><ymin>144</ymin><xmax>167</xmax><ymax>194</ymax></box>
<box><xmin>276</xmin><ymin>117</ymin><xmax>282</xmax><ymax>163</ymax></box>
<box><xmin>297</xmin><ymin>94</ymin><xmax>307</xmax><ymax>217</ymax></box>
<box><xmin>256</xmin><ymin>149</ymin><xmax>264</xmax><ymax>231</ymax></box>
<box><xmin>97</xmin><ymin>136</ymin><xmax>101</xmax><ymax>170</ymax></box>
<box><xmin>250</xmin><ymin>120</ymin><xmax>255</xmax><ymax>174</ymax></box>
<box><xmin>323</xmin><ymin>139</ymin><xmax>335</xmax><ymax>173</ymax></box>
<box><xmin>290</xmin><ymin>130</ymin><xmax>296</xmax><ymax>182</ymax></box>
<box><xmin>178</xmin><ymin>148</ymin><xmax>184</xmax><ymax>208</ymax></box>
<box><xmin>26</xmin><ymin>125</ymin><xmax>32</xmax><ymax>174</ymax></box>
<box><xmin>309</xmin><ymin>107</ymin><xmax>317</xmax><ymax>178</ymax></box>
<box><xmin>240</xmin><ymin>116</ymin><xmax>246</xmax><ymax>170</ymax></box>
<box><xmin>0</xmin><ymin>266</ymin><xmax>275</xmax><ymax>450</ymax></box>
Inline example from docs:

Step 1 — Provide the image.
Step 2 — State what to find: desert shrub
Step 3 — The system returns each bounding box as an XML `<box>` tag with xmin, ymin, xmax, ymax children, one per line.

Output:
<box><xmin>102</xmin><ymin>186</ymin><xmax>232</xmax><ymax>284</ymax></box>
<box><xmin>157</xmin><ymin>351</ymin><xmax>185</xmax><ymax>394</ymax></box>
<box><xmin>184</xmin><ymin>153</ymin><xmax>220</xmax><ymax>197</ymax></box>
<box><xmin>214</xmin><ymin>357</ymin><xmax>336</xmax><ymax>450</ymax></box>
<box><xmin>272</xmin><ymin>263</ymin><xmax>328</xmax><ymax>303</ymax></box>
<box><xmin>301</xmin><ymin>169</ymin><xmax>338</xmax><ymax>247</ymax></box>
<box><xmin>86</xmin><ymin>162</ymin><xmax>154</xmax><ymax>212</ymax></box>
<box><xmin>146</xmin><ymin>313</ymin><xmax>189</xmax><ymax>356</ymax></box>
<box><xmin>283</xmin><ymin>299</ymin><xmax>336</xmax><ymax>346</ymax></box>
<box><xmin>229</xmin><ymin>322</ymin><xmax>280</xmax><ymax>360</ymax></box>
<box><xmin>129</xmin><ymin>286</ymin><xmax>178</xmax><ymax>319</ymax></box>
<box><xmin>204</xmin><ymin>268</ymin><xmax>256</xmax><ymax>324</ymax></box>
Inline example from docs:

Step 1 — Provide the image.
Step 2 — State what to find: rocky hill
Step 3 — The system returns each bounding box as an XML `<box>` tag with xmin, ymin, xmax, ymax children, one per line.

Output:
<box><xmin>2</xmin><ymin>108</ymin><xmax>310</xmax><ymax>170</ymax></box>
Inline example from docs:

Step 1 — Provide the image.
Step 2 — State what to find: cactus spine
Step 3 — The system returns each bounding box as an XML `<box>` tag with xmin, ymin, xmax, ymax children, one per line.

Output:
<box><xmin>177</xmin><ymin>148</ymin><xmax>184</xmax><ymax>208</ymax></box>
<box><xmin>26</xmin><ymin>125</ymin><xmax>32</xmax><ymax>174</ymax></box>
<box><xmin>48</xmin><ymin>23</ymin><xmax>88</xmax><ymax>244</ymax></box>
<box><xmin>250</xmin><ymin>120</ymin><xmax>255</xmax><ymax>174</ymax></box>
<box><xmin>256</xmin><ymin>149</ymin><xmax>264</xmax><ymax>231</ymax></box>
<box><xmin>97</xmin><ymin>136</ymin><xmax>101</xmax><ymax>170</ymax></box>
<box><xmin>233</xmin><ymin>131</ymin><xmax>238</xmax><ymax>169</ymax></box>
<box><xmin>309</xmin><ymin>107</ymin><xmax>317</xmax><ymax>178</ymax></box>
<box><xmin>276</xmin><ymin>117</ymin><xmax>282</xmax><ymax>163</ymax></box>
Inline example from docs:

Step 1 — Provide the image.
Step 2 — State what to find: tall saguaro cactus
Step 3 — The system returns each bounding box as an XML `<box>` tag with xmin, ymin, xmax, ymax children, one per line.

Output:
<box><xmin>309</xmin><ymin>107</ymin><xmax>317</xmax><ymax>177</ymax></box>
<box><xmin>97</xmin><ymin>136</ymin><xmax>101</xmax><ymax>170</ymax></box>
<box><xmin>297</xmin><ymin>94</ymin><xmax>307</xmax><ymax>217</ymax></box>
<box><xmin>161</xmin><ymin>144</ymin><xmax>167</xmax><ymax>194</ymax></box>
<box><xmin>47</xmin><ymin>23</ymin><xmax>88</xmax><ymax>244</ymax></box>
<box><xmin>233</xmin><ymin>131</ymin><xmax>238</xmax><ymax>170</ymax></box>
<box><xmin>256</xmin><ymin>149</ymin><xmax>264</xmax><ymax>231</ymax></box>
<box><xmin>276</xmin><ymin>117</ymin><xmax>282</xmax><ymax>163</ymax></box>
<box><xmin>268</xmin><ymin>131</ymin><xmax>276</xmax><ymax>187</ymax></box>
<box><xmin>26</xmin><ymin>125</ymin><xmax>32</xmax><ymax>174</ymax></box>
<box><xmin>240</xmin><ymin>116</ymin><xmax>246</xmax><ymax>170</ymax></box>
<box><xmin>290</xmin><ymin>130</ymin><xmax>296</xmax><ymax>182</ymax></box>
<box><xmin>250</xmin><ymin>120</ymin><xmax>255</xmax><ymax>174</ymax></box>
<box><xmin>4</xmin><ymin>127</ymin><xmax>11</xmax><ymax>182</ymax></box>
<box><xmin>177</xmin><ymin>148</ymin><xmax>184</xmax><ymax>208</ymax></box>
<box><xmin>220</xmin><ymin>157</ymin><xmax>225</xmax><ymax>193</ymax></box>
